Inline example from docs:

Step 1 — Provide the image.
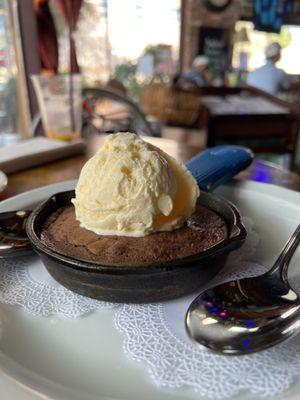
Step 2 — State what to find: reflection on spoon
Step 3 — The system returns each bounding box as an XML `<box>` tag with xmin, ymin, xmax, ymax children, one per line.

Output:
<box><xmin>0</xmin><ymin>210</ymin><xmax>32</xmax><ymax>258</ymax></box>
<box><xmin>186</xmin><ymin>224</ymin><xmax>300</xmax><ymax>355</ymax></box>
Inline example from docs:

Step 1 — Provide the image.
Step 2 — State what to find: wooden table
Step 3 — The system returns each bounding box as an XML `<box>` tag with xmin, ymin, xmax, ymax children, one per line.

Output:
<box><xmin>198</xmin><ymin>88</ymin><xmax>299</xmax><ymax>170</ymax></box>
<box><xmin>202</xmin><ymin>94</ymin><xmax>295</xmax><ymax>152</ymax></box>
<box><xmin>2</xmin><ymin>135</ymin><xmax>300</xmax><ymax>200</ymax></box>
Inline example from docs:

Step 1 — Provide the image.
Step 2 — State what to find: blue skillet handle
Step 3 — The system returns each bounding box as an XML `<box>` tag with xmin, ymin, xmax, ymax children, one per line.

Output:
<box><xmin>187</xmin><ymin>146</ymin><xmax>253</xmax><ymax>192</ymax></box>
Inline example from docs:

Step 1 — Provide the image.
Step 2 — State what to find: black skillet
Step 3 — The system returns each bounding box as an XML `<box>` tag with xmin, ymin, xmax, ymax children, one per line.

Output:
<box><xmin>25</xmin><ymin>146</ymin><xmax>253</xmax><ymax>303</ymax></box>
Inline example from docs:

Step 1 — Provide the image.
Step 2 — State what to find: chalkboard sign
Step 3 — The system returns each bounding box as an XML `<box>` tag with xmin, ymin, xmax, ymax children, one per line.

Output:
<box><xmin>198</xmin><ymin>27</ymin><xmax>230</xmax><ymax>80</ymax></box>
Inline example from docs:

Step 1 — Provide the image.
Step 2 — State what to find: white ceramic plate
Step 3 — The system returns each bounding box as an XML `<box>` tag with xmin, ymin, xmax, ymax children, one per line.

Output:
<box><xmin>0</xmin><ymin>170</ymin><xmax>7</xmax><ymax>194</ymax></box>
<box><xmin>0</xmin><ymin>180</ymin><xmax>299</xmax><ymax>400</ymax></box>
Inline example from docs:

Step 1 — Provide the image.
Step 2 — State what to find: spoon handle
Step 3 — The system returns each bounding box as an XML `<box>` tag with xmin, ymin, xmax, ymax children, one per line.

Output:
<box><xmin>187</xmin><ymin>145</ymin><xmax>253</xmax><ymax>192</ymax></box>
<box><xmin>269</xmin><ymin>224</ymin><xmax>300</xmax><ymax>282</ymax></box>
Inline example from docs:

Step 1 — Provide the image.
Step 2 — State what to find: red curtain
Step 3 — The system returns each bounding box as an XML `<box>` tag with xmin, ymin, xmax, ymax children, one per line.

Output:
<box><xmin>55</xmin><ymin>0</ymin><xmax>83</xmax><ymax>73</ymax></box>
<box><xmin>34</xmin><ymin>0</ymin><xmax>58</xmax><ymax>73</ymax></box>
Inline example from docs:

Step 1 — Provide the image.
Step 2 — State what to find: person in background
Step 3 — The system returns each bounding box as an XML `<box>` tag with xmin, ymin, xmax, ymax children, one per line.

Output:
<box><xmin>181</xmin><ymin>55</ymin><xmax>212</xmax><ymax>88</ymax></box>
<box><xmin>247</xmin><ymin>42</ymin><xmax>291</xmax><ymax>96</ymax></box>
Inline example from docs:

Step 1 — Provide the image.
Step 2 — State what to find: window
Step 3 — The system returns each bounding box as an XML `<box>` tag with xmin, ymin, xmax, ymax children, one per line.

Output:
<box><xmin>232</xmin><ymin>21</ymin><xmax>300</xmax><ymax>75</ymax></box>
<box><xmin>51</xmin><ymin>0</ymin><xmax>181</xmax><ymax>100</ymax></box>
<box><xmin>0</xmin><ymin>0</ymin><xmax>30</xmax><ymax>144</ymax></box>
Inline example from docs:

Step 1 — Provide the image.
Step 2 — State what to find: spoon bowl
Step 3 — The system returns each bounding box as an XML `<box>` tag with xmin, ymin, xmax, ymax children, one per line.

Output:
<box><xmin>186</xmin><ymin>224</ymin><xmax>300</xmax><ymax>355</ymax></box>
<box><xmin>0</xmin><ymin>210</ymin><xmax>33</xmax><ymax>258</ymax></box>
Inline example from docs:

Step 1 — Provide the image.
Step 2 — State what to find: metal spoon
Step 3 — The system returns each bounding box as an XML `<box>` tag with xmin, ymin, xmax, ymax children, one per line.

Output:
<box><xmin>0</xmin><ymin>210</ymin><xmax>32</xmax><ymax>258</ymax></box>
<box><xmin>186</xmin><ymin>224</ymin><xmax>300</xmax><ymax>355</ymax></box>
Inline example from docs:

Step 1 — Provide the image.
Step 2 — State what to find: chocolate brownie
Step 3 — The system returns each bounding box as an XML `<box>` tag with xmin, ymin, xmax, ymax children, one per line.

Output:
<box><xmin>40</xmin><ymin>204</ymin><xmax>228</xmax><ymax>266</ymax></box>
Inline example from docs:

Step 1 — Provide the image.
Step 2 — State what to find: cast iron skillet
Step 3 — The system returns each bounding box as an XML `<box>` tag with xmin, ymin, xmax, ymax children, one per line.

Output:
<box><xmin>26</xmin><ymin>146</ymin><xmax>253</xmax><ymax>303</ymax></box>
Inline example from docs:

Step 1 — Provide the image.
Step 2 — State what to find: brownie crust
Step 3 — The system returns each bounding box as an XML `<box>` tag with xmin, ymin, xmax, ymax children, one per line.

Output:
<box><xmin>40</xmin><ymin>204</ymin><xmax>228</xmax><ymax>266</ymax></box>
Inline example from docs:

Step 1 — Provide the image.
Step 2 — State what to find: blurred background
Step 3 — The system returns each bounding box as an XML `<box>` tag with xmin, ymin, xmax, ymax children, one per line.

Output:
<box><xmin>1</xmin><ymin>0</ymin><xmax>300</xmax><ymax>172</ymax></box>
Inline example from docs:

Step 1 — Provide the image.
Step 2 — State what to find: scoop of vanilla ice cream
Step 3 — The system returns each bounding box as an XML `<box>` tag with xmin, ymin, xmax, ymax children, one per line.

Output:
<box><xmin>72</xmin><ymin>132</ymin><xmax>200</xmax><ymax>237</ymax></box>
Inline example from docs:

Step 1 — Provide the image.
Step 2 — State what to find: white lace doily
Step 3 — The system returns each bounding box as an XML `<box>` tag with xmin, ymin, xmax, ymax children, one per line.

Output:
<box><xmin>115</xmin><ymin>218</ymin><xmax>300</xmax><ymax>398</ymax></box>
<box><xmin>0</xmin><ymin>255</ymin><xmax>116</xmax><ymax>317</ymax></box>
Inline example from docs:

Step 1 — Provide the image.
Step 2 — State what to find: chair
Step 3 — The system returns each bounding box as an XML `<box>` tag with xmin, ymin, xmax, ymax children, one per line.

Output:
<box><xmin>31</xmin><ymin>87</ymin><xmax>153</xmax><ymax>137</ymax></box>
<box><xmin>141</xmin><ymin>82</ymin><xmax>202</xmax><ymax>128</ymax></box>
<box><xmin>82</xmin><ymin>87</ymin><xmax>153</xmax><ymax>136</ymax></box>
